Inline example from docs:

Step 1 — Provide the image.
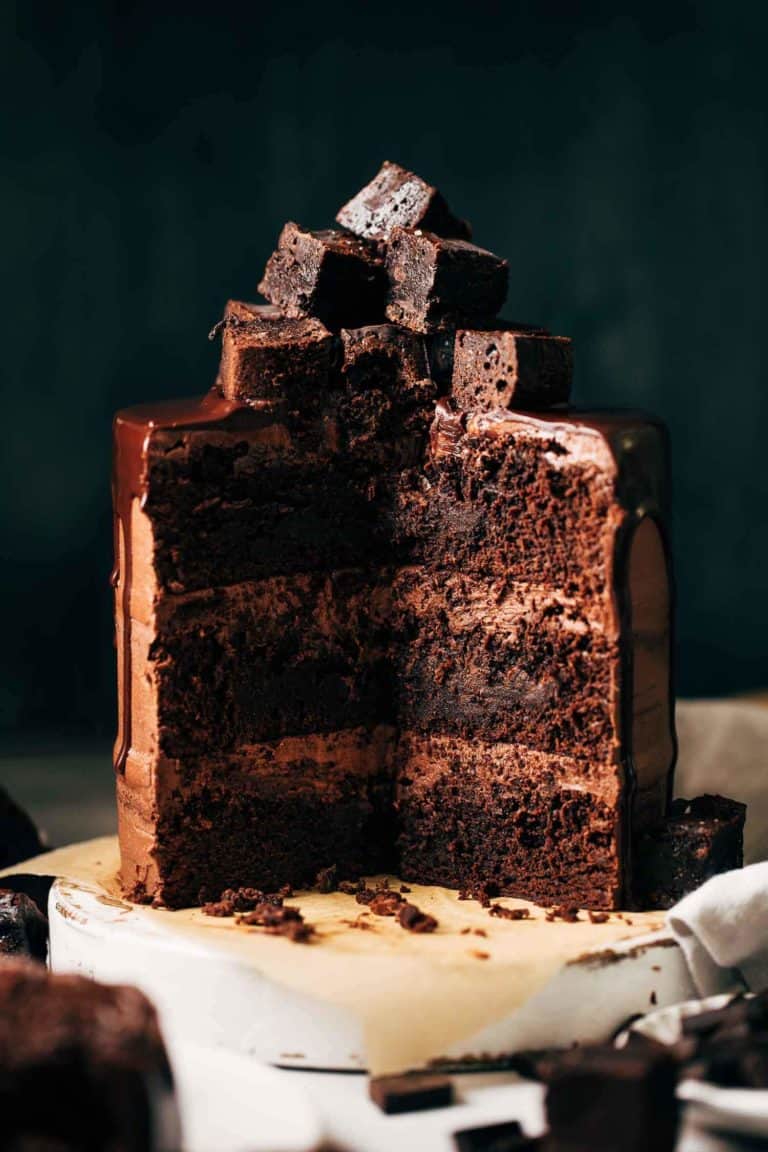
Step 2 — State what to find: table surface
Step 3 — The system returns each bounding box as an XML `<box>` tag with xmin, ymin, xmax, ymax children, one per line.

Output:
<box><xmin>0</xmin><ymin>725</ymin><xmax>761</xmax><ymax>1152</ymax></box>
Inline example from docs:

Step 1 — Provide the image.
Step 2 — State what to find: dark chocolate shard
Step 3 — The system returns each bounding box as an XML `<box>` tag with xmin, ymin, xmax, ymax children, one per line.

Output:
<box><xmin>337</xmin><ymin>160</ymin><xmax>471</xmax><ymax>242</ymax></box>
<box><xmin>385</xmin><ymin>227</ymin><xmax>508</xmax><ymax>334</ymax></box>
<box><xmin>369</xmin><ymin>1072</ymin><xmax>454</xmax><ymax>1114</ymax></box>
<box><xmin>258</xmin><ymin>222</ymin><xmax>387</xmax><ymax>329</ymax></box>
<box><xmin>633</xmin><ymin>793</ymin><xmax>745</xmax><ymax>910</ymax></box>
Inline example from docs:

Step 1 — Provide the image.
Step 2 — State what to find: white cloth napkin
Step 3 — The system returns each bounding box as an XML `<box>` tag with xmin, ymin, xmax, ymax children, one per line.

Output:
<box><xmin>668</xmin><ymin>863</ymin><xmax>768</xmax><ymax>996</ymax></box>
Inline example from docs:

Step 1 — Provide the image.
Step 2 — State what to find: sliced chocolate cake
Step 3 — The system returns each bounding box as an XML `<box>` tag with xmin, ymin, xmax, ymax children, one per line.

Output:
<box><xmin>113</xmin><ymin>162</ymin><xmax>684</xmax><ymax>910</ymax></box>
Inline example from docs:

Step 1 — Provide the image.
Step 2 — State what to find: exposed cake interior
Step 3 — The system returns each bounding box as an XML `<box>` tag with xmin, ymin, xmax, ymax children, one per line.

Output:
<box><xmin>114</xmin><ymin>385</ymin><xmax>675</xmax><ymax>908</ymax></box>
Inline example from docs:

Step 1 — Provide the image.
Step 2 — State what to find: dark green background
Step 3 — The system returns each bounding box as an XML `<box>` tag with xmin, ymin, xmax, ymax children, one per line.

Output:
<box><xmin>2</xmin><ymin>1</ymin><xmax>765</xmax><ymax>737</ymax></box>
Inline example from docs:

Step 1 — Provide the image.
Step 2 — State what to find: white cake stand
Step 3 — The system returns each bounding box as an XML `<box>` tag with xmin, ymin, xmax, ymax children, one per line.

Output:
<box><xmin>2</xmin><ymin>836</ymin><xmax>733</xmax><ymax>1075</ymax></box>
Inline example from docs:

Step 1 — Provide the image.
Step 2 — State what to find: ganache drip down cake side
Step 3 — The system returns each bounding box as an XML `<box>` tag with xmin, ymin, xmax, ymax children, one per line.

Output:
<box><xmin>112</xmin><ymin>161</ymin><xmax>677</xmax><ymax>910</ymax></box>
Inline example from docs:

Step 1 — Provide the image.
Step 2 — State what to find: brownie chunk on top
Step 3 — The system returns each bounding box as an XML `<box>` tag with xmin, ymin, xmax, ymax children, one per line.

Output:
<box><xmin>385</xmin><ymin>228</ymin><xmax>509</xmax><ymax>333</ymax></box>
<box><xmin>450</xmin><ymin>328</ymin><xmax>573</xmax><ymax>411</ymax></box>
<box><xmin>258</xmin><ymin>222</ymin><xmax>387</xmax><ymax>329</ymax></box>
<box><xmin>217</xmin><ymin>304</ymin><xmax>336</xmax><ymax>407</ymax></box>
<box><xmin>337</xmin><ymin>160</ymin><xmax>471</xmax><ymax>242</ymax></box>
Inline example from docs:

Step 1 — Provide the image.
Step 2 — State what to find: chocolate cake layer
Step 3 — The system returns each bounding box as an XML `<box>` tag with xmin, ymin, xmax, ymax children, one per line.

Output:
<box><xmin>396</xmin><ymin>733</ymin><xmax>622</xmax><ymax>907</ymax></box>
<box><xmin>117</xmin><ymin>395</ymin><xmax>424</xmax><ymax>599</ymax></box>
<box><xmin>118</xmin><ymin>727</ymin><xmax>396</xmax><ymax>906</ymax></box>
<box><xmin>394</xmin><ymin>405</ymin><xmax>668</xmax><ymax>586</ymax></box>
<box><xmin>146</xmin><ymin>570</ymin><xmax>395</xmax><ymax>757</ymax></box>
<box><xmin>389</xmin><ymin>567</ymin><xmax>619</xmax><ymax>758</ymax></box>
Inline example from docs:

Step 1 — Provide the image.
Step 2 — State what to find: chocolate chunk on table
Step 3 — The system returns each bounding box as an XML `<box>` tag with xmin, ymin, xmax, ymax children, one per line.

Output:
<box><xmin>369</xmin><ymin>1073</ymin><xmax>454</xmax><ymax>1114</ymax></box>
<box><xmin>337</xmin><ymin>160</ymin><xmax>471</xmax><ymax>242</ymax></box>
<box><xmin>259</xmin><ymin>222</ymin><xmax>387</xmax><ymax>329</ymax></box>
<box><xmin>450</xmin><ymin>329</ymin><xmax>573</xmax><ymax>411</ymax></box>
<box><xmin>634</xmin><ymin>793</ymin><xmax>745</xmax><ymax>910</ymax></box>
<box><xmin>385</xmin><ymin>228</ymin><xmax>509</xmax><ymax>334</ymax></box>
<box><xmin>454</xmin><ymin>1120</ymin><xmax>541</xmax><ymax>1152</ymax></box>
<box><xmin>0</xmin><ymin>785</ymin><xmax>44</xmax><ymax>869</ymax></box>
<box><xmin>0</xmin><ymin>890</ymin><xmax>48</xmax><ymax>962</ymax></box>
<box><xmin>216</xmin><ymin>303</ymin><xmax>336</xmax><ymax>407</ymax></box>
<box><xmin>545</xmin><ymin>1044</ymin><xmax>678</xmax><ymax>1152</ymax></box>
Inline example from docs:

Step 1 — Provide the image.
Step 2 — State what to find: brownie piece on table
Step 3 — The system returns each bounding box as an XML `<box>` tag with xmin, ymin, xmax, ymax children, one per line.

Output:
<box><xmin>634</xmin><ymin>794</ymin><xmax>745</xmax><ymax>910</ymax></box>
<box><xmin>0</xmin><ymin>786</ymin><xmax>44</xmax><ymax>869</ymax></box>
<box><xmin>545</xmin><ymin>1044</ymin><xmax>678</xmax><ymax>1152</ymax></box>
<box><xmin>258</xmin><ymin>222</ymin><xmax>386</xmax><ymax>329</ymax></box>
<box><xmin>337</xmin><ymin>159</ymin><xmax>471</xmax><ymax>242</ymax></box>
<box><xmin>0</xmin><ymin>961</ymin><xmax>180</xmax><ymax>1151</ymax></box>
<box><xmin>0</xmin><ymin>890</ymin><xmax>48</xmax><ymax>962</ymax></box>
<box><xmin>450</xmin><ymin>328</ymin><xmax>573</xmax><ymax>411</ymax></box>
<box><xmin>216</xmin><ymin>305</ymin><xmax>336</xmax><ymax>407</ymax></box>
<box><xmin>369</xmin><ymin>1072</ymin><xmax>454</xmax><ymax>1114</ymax></box>
<box><xmin>385</xmin><ymin>228</ymin><xmax>509</xmax><ymax>333</ymax></box>
<box><xmin>454</xmin><ymin>1121</ymin><xmax>542</xmax><ymax>1151</ymax></box>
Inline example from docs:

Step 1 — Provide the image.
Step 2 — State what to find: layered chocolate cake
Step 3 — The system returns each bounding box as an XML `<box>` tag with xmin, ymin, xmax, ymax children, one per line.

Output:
<box><xmin>113</xmin><ymin>161</ymin><xmax>680</xmax><ymax>910</ymax></box>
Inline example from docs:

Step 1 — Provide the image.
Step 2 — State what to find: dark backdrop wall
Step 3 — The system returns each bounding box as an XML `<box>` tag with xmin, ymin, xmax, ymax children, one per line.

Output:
<box><xmin>2</xmin><ymin>0</ymin><xmax>766</xmax><ymax>736</ymax></box>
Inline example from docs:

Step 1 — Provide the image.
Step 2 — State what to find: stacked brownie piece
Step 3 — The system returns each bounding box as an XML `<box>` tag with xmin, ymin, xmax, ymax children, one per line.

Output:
<box><xmin>114</xmin><ymin>162</ymin><xmax>696</xmax><ymax>909</ymax></box>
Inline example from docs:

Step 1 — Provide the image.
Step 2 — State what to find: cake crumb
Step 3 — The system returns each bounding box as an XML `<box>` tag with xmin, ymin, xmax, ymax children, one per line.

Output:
<box><xmin>471</xmin><ymin>950</ymin><xmax>490</xmax><ymax>960</ymax></box>
<box><xmin>399</xmin><ymin>884</ymin><xmax>412</xmax><ymax>894</ymax></box>
<box><xmin>238</xmin><ymin>902</ymin><xmax>315</xmax><ymax>943</ymax></box>
<box><xmin>398</xmin><ymin>903</ymin><xmax>438</xmax><ymax>933</ymax></box>
<box><xmin>369</xmin><ymin>892</ymin><xmax>405</xmax><ymax>917</ymax></box>
<box><xmin>202</xmin><ymin>899</ymin><xmax>235</xmax><ymax>917</ymax></box>
<box><xmin>588</xmin><ymin>910</ymin><xmax>610</xmax><ymax>924</ymax></box>
<box><xmin>315</xmin><ymin>865</ymin><xmax>338</xmax><ymax>894</ymax></box>
<box><xmin>342</xmin><ymin>916</ymin><xmax>376</xmax><ymax>932</ymax></box>
<box><xmin>489</xmin><ymin>904</ymin><xmax>530</xmax><ymax>921</ymax></box>
<box><xmin>338</xmin><ymin>879</ymin><xmax>364</xmax><ymax>895</ymax></box>
<box><xmin>458</xmin><ymin>880</ymin><xmax>499</xmax><ymax>908</ymax></box>
<box><xmin>546</xmin><ymin>905</ymin><xmax>580</xmax><ymax>923</ymax></box>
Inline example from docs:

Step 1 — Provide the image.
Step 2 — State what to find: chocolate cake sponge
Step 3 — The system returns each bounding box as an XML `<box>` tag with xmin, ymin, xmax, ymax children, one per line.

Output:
<box><xmin>114</xmin><ymin>388</ymin><xmax>674</xmax><ymax>908</ymax></box>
